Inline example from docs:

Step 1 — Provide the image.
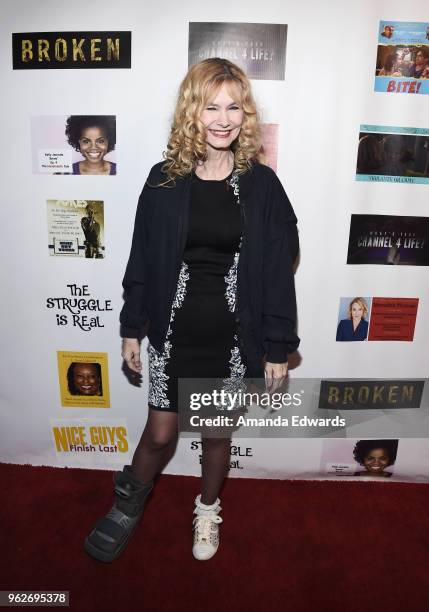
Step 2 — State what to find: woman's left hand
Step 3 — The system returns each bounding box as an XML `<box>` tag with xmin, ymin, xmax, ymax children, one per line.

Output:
<box><xmin>264</xmin><ymin>361</ymin><xmax>288</xmax><ymax>393</ymax></box>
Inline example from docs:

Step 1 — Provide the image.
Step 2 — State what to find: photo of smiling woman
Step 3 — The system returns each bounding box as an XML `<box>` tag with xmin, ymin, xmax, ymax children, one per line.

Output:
<box><xmin>336</xmin><ymin>297</ymin><xmax>370</xmax><ymax>342</ymax></box>
<box><xmin>84</xmin><ymin>58</ymin><xmax>300</xmax><ymax>564</ymax></box>
<box><xmin>65</xmin><ymin>115</ymin><xmax>116</xmax><ymax>175</ymax></box>
<box><xmin>66</xmin><ymin>362</ymin><xmax>103</xmax><ymax>396</ymax></box>
<box><xmin>353</xmin><ymin>439</ymin><xmax>398</xmax><ymax>478</ymax></box>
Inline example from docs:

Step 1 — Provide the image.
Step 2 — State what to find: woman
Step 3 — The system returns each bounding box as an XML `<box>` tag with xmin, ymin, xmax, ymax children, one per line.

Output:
<box><xmin>65</xmin><ymin>115</ymin><xmax>117</xmax><ymax>175</ymax></box>
<box><xmin>336</xmin><ymin>297</ymin><xmax>369</xmax><ymax>341</ymax></box>
<box><xmin>84</xmin><ymin>58</ymin><xmax>300</xmax><ymax>563</ymax></box>
<box><xmin>67</xmin><ymin>362</ymin><xmax>102</xmax><ymax>396</ymax></box>
<box><xmin>377</xmin><ymin>53</ymin><xmax>402</xmax><ymax>76</ymax></box>
<box><xmin>380</xmin><ymin>25</ymin><xmax>393</xmax><ymax>39</ymax></box>
<box><xmin>353</xmin><ymin>439</ymin><xmax>398</xmax><ymax>478</ymax></box>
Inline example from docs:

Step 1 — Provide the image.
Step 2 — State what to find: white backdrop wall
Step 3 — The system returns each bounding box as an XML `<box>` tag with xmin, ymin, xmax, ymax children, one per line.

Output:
<box><xmin>1</xmin><ymin>0</ymin><xmax>429</xmax><ymax>482</ymax></box>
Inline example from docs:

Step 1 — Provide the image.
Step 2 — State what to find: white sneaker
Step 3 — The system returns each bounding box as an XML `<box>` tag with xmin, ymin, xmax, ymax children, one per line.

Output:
<box><xmin>192</xmin><ymin>494</ymin><xmax>223</xmax><ymax>561</ymax></box>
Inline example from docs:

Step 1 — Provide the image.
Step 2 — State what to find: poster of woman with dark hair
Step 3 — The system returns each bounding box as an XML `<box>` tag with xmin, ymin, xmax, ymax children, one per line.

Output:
<box><xmin>353</xmin><ymin>439</ymin><xmax>398</xmax><ymax>478</ymax></box>
<box><xmin>57</xmin><ymin>351</ymin><xmax>110</xmax><ymax>408</ymax></box>
<box><xmin>67</xmin><ymin>362</ymin><xmax>103</xmax><ymax>396</ymax></box>
<box><xmin>31</xmin><ymin>115</ymin><xmax>117</xmax><ymax>174</ymax></box>
<box><xmin>65</xmin><ymin>115</ymin><xmax>116</xmax><ymax>175</ymax></box>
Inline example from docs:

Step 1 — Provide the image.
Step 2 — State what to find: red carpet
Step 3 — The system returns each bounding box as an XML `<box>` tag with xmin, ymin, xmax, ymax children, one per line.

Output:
<box><xmin>2</xmin><ymin>462</ymin><xmax>429</xmax><ymax>611</ymax></box>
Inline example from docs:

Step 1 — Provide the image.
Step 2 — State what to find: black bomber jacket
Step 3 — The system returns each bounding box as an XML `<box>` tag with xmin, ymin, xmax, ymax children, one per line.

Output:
<box><xmin>119</xmin><ymin>160</ymin><xmax>300</xmax><ymax>377</ymax></box>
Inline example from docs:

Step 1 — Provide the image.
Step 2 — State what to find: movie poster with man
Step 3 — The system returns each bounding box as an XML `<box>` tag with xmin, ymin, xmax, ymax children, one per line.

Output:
<box><xmin>347</xmin><ymin>214</ymin><xmax>429</xmax><ymax>266</ymax></box>
<box><xmin>31</xmin><ymin>115</ymin><xmax>117</xmax><ymax>175</ymax></box>
<box><xmin>356</xmin><ymin>125</ymin><xmax>429</xmax><ymax>184</ymax></box>
<box><xmin>47</xmin><ymin>199</ymin><xmax>105</xmax><ymax>258</ymax></box>
<box><xmin>375</xmin><ymin>21</ymin><xmax>429</xmax><ymax>94</ymax></box>
<box><xmin>188</xmin><ymin>22</ymin><xmax>288</xmax><ymax>80</ymax></box>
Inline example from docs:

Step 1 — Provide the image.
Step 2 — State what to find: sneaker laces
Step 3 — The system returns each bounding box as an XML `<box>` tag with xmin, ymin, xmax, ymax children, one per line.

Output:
<box><xmin>193</xmin><ymin>508</ymin><xmax>223</xmax><ymax>545</ymax></box>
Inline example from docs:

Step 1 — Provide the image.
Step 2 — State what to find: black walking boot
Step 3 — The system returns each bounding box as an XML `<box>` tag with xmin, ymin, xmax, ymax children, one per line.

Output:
<box><xmin>84</xmin><ymin>465</ymin><xmax>153</xmax><ymax>563</ymax></box>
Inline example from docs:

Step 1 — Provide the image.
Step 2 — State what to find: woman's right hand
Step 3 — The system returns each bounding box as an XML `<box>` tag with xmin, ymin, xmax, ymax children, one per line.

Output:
<box><xmin>122</xmin><ymin>338</ymin><xmax>142</xmax><ymax>373</ymax></box>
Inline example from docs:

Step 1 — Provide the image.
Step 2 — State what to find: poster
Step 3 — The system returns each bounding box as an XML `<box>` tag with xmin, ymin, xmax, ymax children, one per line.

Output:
<box><xmin>367</xmin><ymin>298</ymin><xmax>419</xmax><ymax>341</ymax></box>
<box><xmin>47</xmin><ymin>199</ymin><xmax>105</xmax><ymax>257</ymax></box>
<box><xmin>374</xmin><ymin>21</ymin><xmax>429</xmax><ymax>94</ymax></box>
<box><xmin>31</xmin><ymin>115</ymin><xmax>117</xmax><ymax>175</ymax></box>
<box><xmin>260</xmin><ymin>123</ymin><xmax>279</xmax><ymax>171</ymax></box>
<box><xmin>320</xmin><ymin>439</ymin><xmax>399</xmax><ymax>478</ymax></box>
<box><xmin>51</xmin><ymin>419</ymin><xmax>131</xmax><ymax>466</ymax></box>
<box><xmin>12</xmin><ymin>31</ymin><xmax>131</xmax><ymax>69</ymax></box>
<box><xmin>46</xmin><ymin>283</ymin><xmax>113</xmax><ymax>332</ymax></box>
<box><xmin>347</xmin><ymin>214</ymin><xmax>429</xmax><ymax>266</ymax></box>
<box><xmin>318</xmin><ymin>380</ymin><xmax>425</xmax><ymax>410</ymax></box>
<box><xmin>356</xmin><ymin>125</ymin><xmax>429</xmax><ymax>184</ymax></box>
<box><xmin>57</xmin><ymin>351</ymin><xmax>110</xmax><ymax>408</ymax></box>
<box><xmin>188</xmin><ymin>22</ymin><xmax>288</xmax><ymax>80</ymax></box>
<box><xmin>336</xmin><ymin>297</ymin><xmax>372</xmax><ymax>342</ymax></box>
<box><xmin>336</xmin><ymin>297</ymin><xmax>419</xmax><ymax>342</ymax></box>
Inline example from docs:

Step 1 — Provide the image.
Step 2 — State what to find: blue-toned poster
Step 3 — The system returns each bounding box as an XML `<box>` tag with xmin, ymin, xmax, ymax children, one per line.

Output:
<box><xmin>375</xmin><ymin>21</ymin><xmax>429</xmax><ymax>94</ymax></box>
<box><xmin>356</xmin><ymin>125</ymin><xmax>429</xmax><ymax>185</ymax></box>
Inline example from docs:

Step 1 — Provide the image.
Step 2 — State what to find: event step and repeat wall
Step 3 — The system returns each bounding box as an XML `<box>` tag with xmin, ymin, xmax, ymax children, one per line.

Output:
<box><xmin>2</xmin><ymin>0</ymin><xmax>429</xmax><ymax>482</ymax></box>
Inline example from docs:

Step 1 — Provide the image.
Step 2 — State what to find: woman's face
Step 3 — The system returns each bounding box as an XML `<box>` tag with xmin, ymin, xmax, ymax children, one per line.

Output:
<box><xmin>78</xmin><ymin>127</ymin><xmax>108</xmax><ymax>163</ymax></box>
<box><xmin>73</xmin><ymin>363</ymin><xmax>100</xmax><ymax>395</ymax></box>
<box><xmin>199</xmin><ymin>82</ymin><xmax>244</xmax><ymax>152</ymax></box>
<box><xmin>363</xmin><ymin>448</ymin><xmax>390</xmax><ymax>473</ymax></box>
<box><xmin>351</xmin><ymin>302</ymin><xmax>364</xmax><ymax>321</ymax></box>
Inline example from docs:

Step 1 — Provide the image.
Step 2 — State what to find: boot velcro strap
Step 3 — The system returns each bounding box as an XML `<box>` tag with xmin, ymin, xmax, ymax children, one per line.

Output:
<box><xmin>114</xmin><ymin>484</ymin><xmax>132</xmax><ymax>499</ymax></box>
<box><xmin>95</xmin><ymin>517</ymin><xmax>126</xmax><ymax>541</ymax></box>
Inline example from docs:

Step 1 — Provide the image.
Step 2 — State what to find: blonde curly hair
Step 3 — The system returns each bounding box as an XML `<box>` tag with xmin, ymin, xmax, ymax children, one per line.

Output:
<box><xmin>348</xmin><ymin>297</ymin><xmax>369</xmax><ymax>320</ymax></box>
<box><xmin>160</xmin><ymin>58</ymin><xmax>262</xmax><ymax>186</ymax></box>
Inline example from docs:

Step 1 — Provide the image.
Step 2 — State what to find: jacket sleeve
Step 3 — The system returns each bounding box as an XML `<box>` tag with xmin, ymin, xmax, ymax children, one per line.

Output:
<box><xmin>262</xmin><ymin>169</ymin><xmax>300</xmax><ymax>363</ymax></box>
<box><xmin>119</xmin><ymin>181</ymin><xmax>153</xmax><ymax>339</ymax></box>
<box><xmin>336</xmin><ymin>320</ymin><xmax>344</xmax><ymax>341</ymax></box>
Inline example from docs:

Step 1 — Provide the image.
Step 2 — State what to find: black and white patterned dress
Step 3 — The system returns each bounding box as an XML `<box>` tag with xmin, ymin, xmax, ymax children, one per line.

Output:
<box><xmin>147</xmin><ymin>170</ymin><xmax>246</xmax><ymax>411</ymax></box>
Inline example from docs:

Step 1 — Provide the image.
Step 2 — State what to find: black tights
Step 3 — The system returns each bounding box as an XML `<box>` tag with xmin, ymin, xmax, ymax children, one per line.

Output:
<box><xmin>131</xmin><ymin>408</ymin><xmax>230</xmax><ymax>505</ymax></box>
